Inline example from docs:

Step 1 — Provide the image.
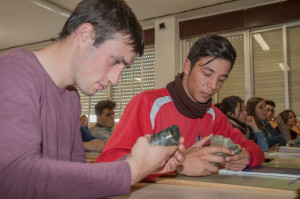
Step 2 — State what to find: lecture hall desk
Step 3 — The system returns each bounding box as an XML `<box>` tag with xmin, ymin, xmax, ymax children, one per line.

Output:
<box><xmin>87</xmin><ymin>151</ymin><xmax>300</xmax><ymax>198</ymax></box>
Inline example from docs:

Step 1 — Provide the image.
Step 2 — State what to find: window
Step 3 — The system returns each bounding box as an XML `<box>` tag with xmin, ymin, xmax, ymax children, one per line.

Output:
<box><xmin>217</xmin><ymin>34</ymin><xmax>245</xmax><ymax>102</ymax></box>
<box><xmin>252</xmin><ymin>28</ymin><xmax>285</xmax><ymax>111</ymax></box>
<box><xmin>112</xmin><ymin>46</ymin><xmax>155</xmax><ymax>120</ymax></box>
<box><xmin>287</xmin><ymin>25</ymin><xmax>300</xmax><ymax>114</ymax></box>
<box><xmin>181</xmin><ymin>22</ymin><xmax>300</xmax><ymax>115</ymax></box>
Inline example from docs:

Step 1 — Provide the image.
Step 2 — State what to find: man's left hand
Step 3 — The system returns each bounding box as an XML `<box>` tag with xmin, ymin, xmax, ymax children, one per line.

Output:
<box><xmin>224</xmin><ymin>145</ymin><xmax>249</xmax><ymax>171</ymax></box>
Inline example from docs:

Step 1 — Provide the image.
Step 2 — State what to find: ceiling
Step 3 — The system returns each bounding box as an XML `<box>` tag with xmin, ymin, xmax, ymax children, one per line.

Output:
<box><xmin>0</xmin><ymin>0</ymin><xmax>283</xmax><ymax>51</ymax></box>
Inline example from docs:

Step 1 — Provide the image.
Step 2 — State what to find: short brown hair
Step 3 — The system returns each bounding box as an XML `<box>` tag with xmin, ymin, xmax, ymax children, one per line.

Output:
<box><xmin>95</xmin><ymin>100</ymin><xmax>116</xmax><ymax>116</ymax></box>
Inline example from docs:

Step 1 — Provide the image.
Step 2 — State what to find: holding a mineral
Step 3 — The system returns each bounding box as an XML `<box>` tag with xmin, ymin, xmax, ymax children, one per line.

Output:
<box><xmin>96</xmin><ymin>35</ymin><xmax>265</xmax><ymax>178</ymax></box>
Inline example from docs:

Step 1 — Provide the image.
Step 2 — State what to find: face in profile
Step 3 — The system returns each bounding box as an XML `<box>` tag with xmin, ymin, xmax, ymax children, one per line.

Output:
<box><xmin>80</xmin><ymin>116</ymin><xmax>88</xmax><ymax>126</ymax></box>
<box><xmin>286</xmin><ymin>111</ymin><xmax>297</xmax><ymax>126</ymax></box>
<box><xmin>266</xmin><ymin>104</ymin><xmax>275</xmax><ymax>121</ymax></box>
<box><xmin>255</xmin><ymin>100</ymin><xmax>267</xmax><ymax>121</ymax></box>
<box><xmin>183</xmin><ymin>57</ymin><xmax>231</xmax><ymax>103</ymax></box>
<box><xmin>74</xmin><ymin>32</ymin><xmax>136</xmax><ymax>96</ymax></box>
<box><xmin>230</xmin><ymin>102</ymin><xmax>247</xmax><ymax>123</ymax></box>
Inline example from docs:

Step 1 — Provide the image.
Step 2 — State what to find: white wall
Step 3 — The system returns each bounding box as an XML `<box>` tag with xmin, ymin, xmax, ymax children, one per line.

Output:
<box><xmin>154</xmin><ymin>17</ymin><xmax>181</xmax><ymax>89</ymax></box>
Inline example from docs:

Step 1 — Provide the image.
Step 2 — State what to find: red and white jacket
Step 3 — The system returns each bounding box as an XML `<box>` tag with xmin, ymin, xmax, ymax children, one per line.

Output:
<box><xmin>96</xmin><ymin>88</ymin><xmax>265</xmax><ymax>173</ymax></box>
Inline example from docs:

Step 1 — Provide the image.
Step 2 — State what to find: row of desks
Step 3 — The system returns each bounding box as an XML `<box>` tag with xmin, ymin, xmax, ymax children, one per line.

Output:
<box><xmin>86</xmin><ymin>148</ymin><xmax>300</xmax><ymax>199</ymax></box>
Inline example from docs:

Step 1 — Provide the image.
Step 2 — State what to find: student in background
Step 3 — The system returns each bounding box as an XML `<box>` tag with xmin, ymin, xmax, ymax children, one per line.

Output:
<box><xmin>279</xmin><ymin>110</ymin><xmax>300</xmax><ymax>140</ymax></box>
<box><xmin>246</xmin><ymin>97</ymin><xmax>286</xmax><ymax>149</ymax></box>
<box><xmin>80</xmin><ymin>117</ymin><xmax>106</xmax><ymax>152</ymax></box>
<box><xmin>80</xmin><ymin>115</ymin><xmax>90</xmax><ymax>133</ymax></box>
<box><xmin>219</xmin><ymin>96</ymin><xmax>268</xmax><ymax>152</ymax></box>
<box><xmin>97</xmin><ymin>35</ymin><xmax>265</xmax><ymax>179</ymax></box>
<box><xmin>91</xmin><ymin>99</ymin><xmax>116</xmax><ymax>141</ymax></box>
<box><xmin>265</xmin><ymin>100</ymin><xmax>291</xmax><ymax>143</ymax></box>
<box><xmin>0</xmin><ymin>0</ymin><xmax>185</xmax><ymax>198</ymax></box>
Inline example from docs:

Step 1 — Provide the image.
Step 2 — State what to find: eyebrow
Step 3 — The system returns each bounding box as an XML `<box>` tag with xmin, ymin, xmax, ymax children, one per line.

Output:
<box><xmin>121</xmin><ymin>57</ymin><xmax>130</xmax><ymax>68</ymax></box>
<box><xmin>201</xmin><ymin>65</ymin><xmax>229</xmax><ymax>78</ymax></box>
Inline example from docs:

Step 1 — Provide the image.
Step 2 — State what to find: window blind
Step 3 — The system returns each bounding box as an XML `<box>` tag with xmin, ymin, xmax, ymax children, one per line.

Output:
<box><xmin>217</xmin><ymin>34</ymin><xmax>245</xmax><ymax>102</ymax></box>
<box><xmin>112</xmin><ymin>46</ymin><xmax>155</xmax><ymax>119</ymax></box>
<box><xmin>287</xmin><ymin>25</ymin><xmax>300</xmax><ymax>114</ymax></box>
<box><xmin>252</xmin><ymin>29</ymin><xmax>285</xmax><ymax>111</ymax></box>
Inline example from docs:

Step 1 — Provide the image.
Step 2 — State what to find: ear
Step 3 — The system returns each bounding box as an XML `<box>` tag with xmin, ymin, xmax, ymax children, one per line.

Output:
<box><xmin>227</xmin><ymin>112</ymin><xmax>234</xmax><ymax>117</ymax></box>
<box><xmin>183</xmin><ymin>59</ymin><xmax>192</xmax><ymax>75</ymax></box>
<box><xmin>75</xmin><ymin>23</ymin><xmax>95</xmax><ymax>47</ymax></box>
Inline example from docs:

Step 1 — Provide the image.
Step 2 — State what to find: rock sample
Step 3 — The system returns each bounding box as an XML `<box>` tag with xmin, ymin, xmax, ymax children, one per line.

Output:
<box><xmin>210</xmin><ymin>135</ymin><xmax>241</xmax><ymax>167</ymax></box>
<box><xmin>150</xmin><ymin>125</ymin><xmax>181</xmax><ymax>146</ymax></box>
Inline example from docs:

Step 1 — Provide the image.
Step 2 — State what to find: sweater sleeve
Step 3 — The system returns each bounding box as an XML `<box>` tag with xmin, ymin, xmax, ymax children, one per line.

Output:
<box><xmin>277</xmin><ymin>122</ymin><xmax>291</xmax><ymax>143</ymax></box>
<box><xmin>253</xmin><ymin>130</ymin><xmax>268</xmax><ymax>152</ymax></box>
<box><xmin>0</xmin><ymin>51</ymin><xmax>131</xmax><ymax>199</ymax></box>
<box><xmin>264</xmin><ymin>122</ymin><xmax>286</xmax><ymax>147</ymax></box>
<box><xmin>81</xmin><ymin>126</ymin><xmax>96</xmax><ymax>142</ymax></box>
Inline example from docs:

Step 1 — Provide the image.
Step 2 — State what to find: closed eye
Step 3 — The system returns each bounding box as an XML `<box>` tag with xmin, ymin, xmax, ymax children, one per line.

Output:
<box><xmin>112</xmin><ymin>58</ymin><xmax>120</xmax><ymax>65</ymax></box>
<box><xmin>202</xmin><ymin>70</ymin><xmax>212</xmax><ymax>77</ymax></box>
<box><xmin>218</xmin><ymin>78</ymin><xmax>226</xmax><ymax>83</ymax></box>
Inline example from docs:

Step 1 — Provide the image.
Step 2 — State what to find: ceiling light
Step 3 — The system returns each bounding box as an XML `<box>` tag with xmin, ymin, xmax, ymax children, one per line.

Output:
<box><xmin>278</xmin><ymin>63</ymin><xmax>290</xmax><ymax>72</ymax></box>
<box><xmin>253</xmin><ymin>33</ymin><xmax>270</xmax><ymax>51</ymax></box>
<box><xmin>31</xmin><ymin>0</ymin><xmax>71</xmax><ymax>18</ymax></box>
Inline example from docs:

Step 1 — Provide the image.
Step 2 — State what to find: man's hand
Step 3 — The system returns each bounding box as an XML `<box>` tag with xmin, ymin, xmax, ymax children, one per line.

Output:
<box><xmin>224</xmin><ymin>145</ymin><xmax>249</xmax><ymax>171</ymax></box>
<box><xmin>127</xmin><ymin>135</ymin><xmax>185</xmax><ymax>185</ymax></box>
<box><xmin>83</xmin><ymin>139</ymin><xmax>106</xmax><ymax>152</ymax></box>
<box><xmin>176</xmin><ymin>134</ymin><xmax>235</xmax><ymax>176</ymax></box>
<box><xmin>152</xmin><ymin>136</ymin><xmax>185</xmax><ymax>174</ymax></box>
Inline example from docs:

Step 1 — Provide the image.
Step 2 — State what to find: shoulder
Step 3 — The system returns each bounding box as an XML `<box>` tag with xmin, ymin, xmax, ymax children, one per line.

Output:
<box><xmin>128</xmin><ymin>88</ymin><xmax>171</xmax><ymax>106</ymax></box>
<box><xmin>0</xmin><ymin>49</ymin><xmax>39</xmax><ymax>71</ymax></box>
<box><xmin>0</xmin><ymin>49</ymin><xmax>46</xmax><ymax>85</ymax></box>
<box><xmin>205</xmin><ymin>105</ymin><xmax>227</xmax><ymax>122</ymax></box>
<box><xmin>91</xmin><ymin>126</ymin><xmax>106</xmax><ymax>133</ymax></box>
<box><xmin>135</xmin><ymin>88</ymin><xmax>169</xmax><ymax>99</ymax></box>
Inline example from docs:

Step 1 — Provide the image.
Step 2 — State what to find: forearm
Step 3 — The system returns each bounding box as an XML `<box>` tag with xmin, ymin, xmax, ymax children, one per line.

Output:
<box><xmin>0</xmin><ymin>155</ymin><xmax>131</xmax><ymax>199</ymax></box>
<box><xmin>253</xmin><ymin>130</ymin><xmax>268</xmax><ymax>152</ymax></box>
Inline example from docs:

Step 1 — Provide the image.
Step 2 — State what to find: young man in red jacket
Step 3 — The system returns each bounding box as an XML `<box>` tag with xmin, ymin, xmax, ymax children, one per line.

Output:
<box><xmin>97</xmin><ymin>35</ymin><xmax>265</xmax><ymax>178</ymax></box>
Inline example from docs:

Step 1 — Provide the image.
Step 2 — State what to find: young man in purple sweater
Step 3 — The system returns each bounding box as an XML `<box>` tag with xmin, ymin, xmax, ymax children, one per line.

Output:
<box><xmin>0</xmin><ymin>0</ymin><xmax>185</xmax><ymax>198</ymax></box>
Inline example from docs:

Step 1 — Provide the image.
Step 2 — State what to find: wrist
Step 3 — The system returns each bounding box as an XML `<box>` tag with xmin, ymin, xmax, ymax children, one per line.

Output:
<box><xmin>126</xmin><ymin>155</ymin><xmax>141</xmax><ymax>185</ymax></box>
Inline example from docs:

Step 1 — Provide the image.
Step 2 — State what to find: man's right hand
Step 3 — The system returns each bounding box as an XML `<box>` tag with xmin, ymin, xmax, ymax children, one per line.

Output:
<box><xmin>176</xmin><ymin>134</ymin><xmax>234</xmax><ymax>176</ymax></box>
<box><xmin>126</xmin><ymin>135</ymin><xmax>185</xmax><ymax>185</ymax></box>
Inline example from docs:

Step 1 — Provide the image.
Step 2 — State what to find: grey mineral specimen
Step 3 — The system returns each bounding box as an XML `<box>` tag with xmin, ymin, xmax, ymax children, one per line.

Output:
<box><xmin>210</xmin><ymin>135</ymin><xmax>241</xmax><ymax>167</ymax></box>
<box><xmin>150</xmin><ymin>125</ymin><xmax>181</xmax><ymax>146</ymax></box>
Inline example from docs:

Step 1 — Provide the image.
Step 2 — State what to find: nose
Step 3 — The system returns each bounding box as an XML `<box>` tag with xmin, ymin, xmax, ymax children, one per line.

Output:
<box><xmin>208</xmin><ymin>77</ymin><xmax>218</xmax><ymax>90</ymax></box>
<box><xmin>108</xmin><ymin>67</ymin><xmax>123</xmax><ymax>85</ymax></box>
<box><xmin>263</xmin><ymin>107</ymin><xmax>267</xmax><ymax>113</ymax></box>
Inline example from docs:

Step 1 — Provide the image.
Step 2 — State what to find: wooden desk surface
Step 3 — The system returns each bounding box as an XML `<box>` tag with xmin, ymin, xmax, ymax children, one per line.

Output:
<box><xmin>111</xmin><ymin>182</ymin><xmax>295</xmax><ymax>199</ymax></box>
<box><xmin>264</xmin><ymin>157</ymin><xmax>300</xmax><ymax>169</ymax></box>
<box><xmin>151</xmin><ymin>172</ymin><xmax>300</xmax><ymax>198</ymax></box>
<box><xmin>85</xmin><ymin>152</ymin><xmax>100</xmax><ymax>163</ymax></box>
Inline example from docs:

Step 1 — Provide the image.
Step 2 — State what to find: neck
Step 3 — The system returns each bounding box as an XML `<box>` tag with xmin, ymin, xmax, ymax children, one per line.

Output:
<box><xmin>33</xmin><ymin>37</ymin><xmax>77</xmax><ymax>89</ymax></box>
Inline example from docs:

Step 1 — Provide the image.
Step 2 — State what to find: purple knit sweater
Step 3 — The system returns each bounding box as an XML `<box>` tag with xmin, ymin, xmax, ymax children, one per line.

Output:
<box><xmin>0</xmin><ymin>49</ymin><xmax>131</xmax><ymax>199</ymax></box>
